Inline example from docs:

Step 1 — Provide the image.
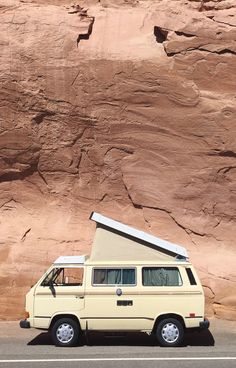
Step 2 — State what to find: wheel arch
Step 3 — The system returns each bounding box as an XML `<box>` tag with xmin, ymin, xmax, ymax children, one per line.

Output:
<box><xmin>49</xmin><ymin>313</ymin><xmax>81</xmax><ymax>331</ymax></box>
<box><xmin>152</xmin><ymin>313</ymin><xmax>186</xmax><ymax>333</ymax></box>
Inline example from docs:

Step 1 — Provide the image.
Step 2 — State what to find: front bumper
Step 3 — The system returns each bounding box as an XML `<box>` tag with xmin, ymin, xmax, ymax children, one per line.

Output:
<box><xmin>199</xmin><ymin>318</ymin><xmax>210</xmax><ymax>330</ymax></box>
<box><xmin>20</xmin><ymin>320</ymin><xmax>30</xmax><ymax>329</ymax></box>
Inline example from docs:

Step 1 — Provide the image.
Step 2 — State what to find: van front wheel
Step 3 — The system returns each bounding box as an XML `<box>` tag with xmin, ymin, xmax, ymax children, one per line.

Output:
<box><xmin>51</xmin><ymin>318</ymin><xmax>79</xmax><ymax>347</ymax></box>
<box><xmin>156</xmin><ymin>318</ymin><xmax>184</xmax><ymax>347</ymax></box>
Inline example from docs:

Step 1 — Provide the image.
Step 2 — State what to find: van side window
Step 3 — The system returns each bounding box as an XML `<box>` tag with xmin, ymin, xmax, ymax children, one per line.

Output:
<box><xmin>142</xmin><ymin>267</ymin><xmax>182</xmax><ymax>286</ymax></box>
<box><xmin>186</xmin><ymin>268</ymin><xmax>197</xmax><ymax>285</ymax></box>
<box><xmin>93</xmin><ymin>268</ymin><xmax>136</xmax><ymax>286</ymax></box>
<box><xmin>41</xmin><ymin>268</ymin><xmax>84</xmax><ymax>286</ymax></box>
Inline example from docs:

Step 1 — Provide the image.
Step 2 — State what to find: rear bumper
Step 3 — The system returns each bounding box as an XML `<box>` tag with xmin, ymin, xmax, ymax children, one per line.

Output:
<box><xmin>20</xmin><ymin>320</ymin><xmax>30</xmax><ymax>329</ymax></box>
<box><xmin>199</xmin><ymin>318</ymin><xmax>210</xmax><ymax>330</ymax></box>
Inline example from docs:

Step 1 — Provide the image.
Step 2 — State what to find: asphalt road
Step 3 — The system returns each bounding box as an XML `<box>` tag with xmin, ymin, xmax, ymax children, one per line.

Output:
<box><xmin>0</xmin><ymin>319</ymin><xmax>235</xmax><ymax>368</ymax></box>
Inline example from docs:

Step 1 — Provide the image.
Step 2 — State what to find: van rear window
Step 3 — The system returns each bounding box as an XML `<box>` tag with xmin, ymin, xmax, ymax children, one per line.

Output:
<box><xmin>93</xmin><ymin>268</ymin><xmax>136</xmax><ymax>286</ymax></box>
<box><xmin>142</xmin><ymin>267</ymin><xmax>182</xmax><ymax>286</ymax></box>
<box><xmin>186</xmin><ymin>268</ymin><xmax>197</xmax><ymax>285</ymax></box>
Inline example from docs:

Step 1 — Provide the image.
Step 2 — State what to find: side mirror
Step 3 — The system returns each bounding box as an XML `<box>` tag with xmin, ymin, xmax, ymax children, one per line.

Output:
<box><xmin>49</xmin><ymin>280</ymin><xmax>56</xmax><ymax>297</ymax></box>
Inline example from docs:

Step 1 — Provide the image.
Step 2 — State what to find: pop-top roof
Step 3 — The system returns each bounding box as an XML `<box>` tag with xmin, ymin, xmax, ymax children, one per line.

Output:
<box><xmin>90</xmin><ymin>212</ymin><xmax>188</xmax><ymax>259</ymax></box>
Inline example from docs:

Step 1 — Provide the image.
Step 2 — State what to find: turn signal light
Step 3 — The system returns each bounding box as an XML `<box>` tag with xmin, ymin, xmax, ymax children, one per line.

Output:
<box><xmin>189</xmin><ymin>313</ymin><xmax>195</xmax><ymax>317</ymax></box>
<box><xmin>24</xmin><ymin>311</ymin><xmax>30</xmax><ymax>319</ymax></box>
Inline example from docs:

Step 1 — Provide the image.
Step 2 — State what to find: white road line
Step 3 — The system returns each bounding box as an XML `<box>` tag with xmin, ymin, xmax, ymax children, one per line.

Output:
<box><xmin>0</xmin><ymin>357</ymin><xmax>235</xmax><ymax>363</ymax></box>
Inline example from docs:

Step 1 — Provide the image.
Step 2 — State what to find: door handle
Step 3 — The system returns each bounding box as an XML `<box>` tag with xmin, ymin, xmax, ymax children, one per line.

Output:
<box><xmin>117</xmin><ymin>300</ymin><xmax>133</xmax><ymax>306</ymax></box>
<box><xmin>76</xmin><ymin>296</ymin><xmax>84</xmax><ymax>299</ymax></box>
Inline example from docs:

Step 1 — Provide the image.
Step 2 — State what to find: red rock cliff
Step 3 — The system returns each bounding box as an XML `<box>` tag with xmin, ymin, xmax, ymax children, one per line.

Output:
<box><xmin>0</xmin><ymin>0</ymin><xmax>235</xmax><ymax>320</ymax></box>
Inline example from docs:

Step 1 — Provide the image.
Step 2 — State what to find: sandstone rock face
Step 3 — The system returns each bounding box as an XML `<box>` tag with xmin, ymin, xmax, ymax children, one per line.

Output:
<box><xmin>0</xmin><ymin>0</ymin><xmax>235</xmax><ymax>320</ymax></box>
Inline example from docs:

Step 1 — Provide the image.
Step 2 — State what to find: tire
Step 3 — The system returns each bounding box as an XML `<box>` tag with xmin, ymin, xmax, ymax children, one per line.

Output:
<box><xmin>51</xmin><ymin>318</ymin><xmax>79</xmax><ymax>347</ymax></box>
<box><xmin>156</xmin><ymin>318</ymin><xmax>184</xmax><ymax>347</ymax></box>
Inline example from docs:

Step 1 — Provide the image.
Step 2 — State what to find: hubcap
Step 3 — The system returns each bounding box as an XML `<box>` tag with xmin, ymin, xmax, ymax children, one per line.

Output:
<box><xmin>56</xmin><ymin>323</ymin><xmax>74</xmax><ymax>344</ymax></box>
<box><xmin>161</xmin><ymin>323</ymin><xmax>179</xmax><ymax>343</ymax></box>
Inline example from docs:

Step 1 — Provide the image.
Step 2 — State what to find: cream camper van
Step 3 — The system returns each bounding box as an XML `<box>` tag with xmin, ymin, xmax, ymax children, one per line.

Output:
<box><xmin>20</xmin><ymin>212</ymin><xmax>209</xmax><ymax>347</ymax></box>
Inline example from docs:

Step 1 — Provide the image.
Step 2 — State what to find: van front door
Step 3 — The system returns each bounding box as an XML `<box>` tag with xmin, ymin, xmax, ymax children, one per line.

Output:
<box><xmin>33</xmin><ymin>267</ymin><xmax>85</xmax><ymax>328</ymax></box>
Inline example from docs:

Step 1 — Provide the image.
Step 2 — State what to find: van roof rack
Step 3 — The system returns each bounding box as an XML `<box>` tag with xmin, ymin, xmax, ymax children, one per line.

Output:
<box><xmin>54</xmin><ymin>255</ymin><xmax>87</xmax><ymax>264</ymax></box>
<box><xmin>90</xmin><ymin>212</ymin><xmax>188</xmax><ymax>259</ymax></box>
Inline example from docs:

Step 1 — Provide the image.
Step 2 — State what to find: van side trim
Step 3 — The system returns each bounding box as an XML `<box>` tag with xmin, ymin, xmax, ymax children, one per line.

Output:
<box><xmin>80</xmin><ymin>317</ymin><xmax>155</xmax><ymax>321</ymax></box>
<box><xmin>185</xmin><ymin>316</ymin><xmax>203</xmax><ymax>319</ymax></box>
<box><xmin>35</xmin><ymin>316</ymin><xmax>51</xmax><ymax>319</ymax></box>
<box><xmin>85</xmin><ymin>291</ymin><xmax>202</xmax><ymax>296</ymax></box>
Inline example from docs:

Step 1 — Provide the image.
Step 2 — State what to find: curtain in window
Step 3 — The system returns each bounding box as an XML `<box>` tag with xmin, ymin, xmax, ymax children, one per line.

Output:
<box><xmin>93</xmin><ymin>268</ymin><xmax>135</xmax><ymax>285</ymax></box>
<box><xmin>143</xmin><ymin>267</ymin><xmax>180</xmax><ymax>286</ymax></box>
<box><xmin>107</xmin><ymin>269</ymin><xmax>121</xmax><ymax>284</ymax></box>
<box><xmin>94</xmin><ymin>269</ymin><xmax>107</xmax><ymax>284</ymax></box>
<box><xmin>123</xmin><ymin>269</ymin><xmax>135</xmax><ymax>284</ymax></box>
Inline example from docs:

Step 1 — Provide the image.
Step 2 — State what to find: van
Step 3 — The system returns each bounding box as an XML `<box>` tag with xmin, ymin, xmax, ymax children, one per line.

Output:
<box><xmin>20</xmin><ymin>212</ymin><xmax>209</xmax><ymax>347</ymax></box>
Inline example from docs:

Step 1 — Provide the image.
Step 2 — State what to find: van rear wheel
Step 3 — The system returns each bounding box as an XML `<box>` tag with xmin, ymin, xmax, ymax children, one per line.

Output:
<box><xmin>51</xmin><ymin>318</ymin><xmax>79</xmax><ymax>347</ymax></box>
<box><xmin>156</xmin><ymin>318</ymin><xmax>184</xmax><ymax>347</ymax></box>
